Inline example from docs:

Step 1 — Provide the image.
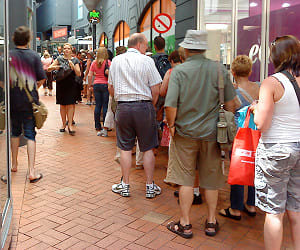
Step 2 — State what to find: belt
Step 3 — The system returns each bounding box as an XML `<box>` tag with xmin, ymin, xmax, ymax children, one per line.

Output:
<box><xmin>118</xmin><ymin>100</ymin><xmax>151</xmax><ymax>104</ymax></box>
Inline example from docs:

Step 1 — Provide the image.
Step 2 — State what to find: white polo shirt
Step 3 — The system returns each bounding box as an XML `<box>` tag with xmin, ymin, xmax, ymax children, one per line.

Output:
<box><xmin>108</xmin><ymin>48</ymin><xmax>162</xmax><ymax>102</ymax></box>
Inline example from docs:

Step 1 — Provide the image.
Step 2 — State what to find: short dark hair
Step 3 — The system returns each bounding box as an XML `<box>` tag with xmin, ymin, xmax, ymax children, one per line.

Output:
<box><xmin>128</xmin><ymin>33</ymin><xmax>146</xmax><ymax>48</ymax></box>
<box><xmin>154</xmin><ymin>36</ymin><xmax>165</xmax><ymax>50</ymax></box>
<box><xmin>13</xmin><ymin>26</ymin><xmax>31</xmax><ymax>46</ymax></box>
<box><xmin>270</xmin><ymin>35</ymin><xmax>300</xmax><ymax>77</ymax></box>
<box><xmin>168</xmin><ymin>50</ymin><xmax>181</xmax><ymax>64</ymax></box>
<box><xmin>116</xmin><ymin>46</ymin><xmax>127</xmax><ymax>56</ymax></box>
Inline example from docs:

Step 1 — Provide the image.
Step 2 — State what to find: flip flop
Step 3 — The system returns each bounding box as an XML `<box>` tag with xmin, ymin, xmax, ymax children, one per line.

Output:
<box><xmin>29</xmin><ymin>173</ymin><xmax>43</xmax><ymax>183</ymax></box>
<box><xmin>243</xmin><ymin>206</ymin><xmax>256</xmax><ymax>217</ymax></box>
<box><xmin>0</xmin><ymin>176</ymin><xmax>7</xmax><ymax>184</ymax></box>
<box><xmin>219</xmin><ymin>207</ymin><xmax>241</xmax><ymax>221</ymax></box>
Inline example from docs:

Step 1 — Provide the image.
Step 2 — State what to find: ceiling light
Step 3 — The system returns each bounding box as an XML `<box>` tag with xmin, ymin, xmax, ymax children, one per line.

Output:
<box><xmin>282</xmin><ymin>3</ymin><xmax>291</xmax><ymax>7</ymax></box>
<box><xmin>250</xmin><ymin>2</ymin><xmax>258</xmax><ymax>7</ymax></box>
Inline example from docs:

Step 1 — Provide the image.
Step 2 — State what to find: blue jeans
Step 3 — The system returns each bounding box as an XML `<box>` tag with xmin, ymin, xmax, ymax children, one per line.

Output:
<box><xmin>93</xmin><ymin>84</ymin><xmax>109</xmax><ymax>130</ymax></box>
<box><xmin>11</xmin><ymin>111</ymin><xmax>36</xmax><ymax>141</ymax></box>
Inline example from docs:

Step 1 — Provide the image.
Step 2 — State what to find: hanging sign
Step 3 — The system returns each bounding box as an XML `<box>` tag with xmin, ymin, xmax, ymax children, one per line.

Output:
<box><xmin>152</xmin><ymin>13</ymin><xmax>173</xmax><ymax>34</ymax></box>
<box><xmin>52</xmin><ymin>26</ymin><xmax>68</xmax><ymax>42</ymax></box>
<box><xmin>88</xmin><ymin>9</ymin><xmax>101</xmax><ymax>24</ymax></box>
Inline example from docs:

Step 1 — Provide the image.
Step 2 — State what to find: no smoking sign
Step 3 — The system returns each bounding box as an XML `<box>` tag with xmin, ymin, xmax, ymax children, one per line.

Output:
<box><xmin>152</xmin><ymin>13</ymin><xmax>173</xmax><ymax>34</ymax></box>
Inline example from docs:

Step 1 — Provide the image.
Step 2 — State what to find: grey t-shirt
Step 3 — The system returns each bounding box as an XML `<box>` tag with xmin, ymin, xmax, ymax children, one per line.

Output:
<box><xmin>165</xmin><ymin>54</ymin><xmax>236</xmax><ymax>141</ymax></box>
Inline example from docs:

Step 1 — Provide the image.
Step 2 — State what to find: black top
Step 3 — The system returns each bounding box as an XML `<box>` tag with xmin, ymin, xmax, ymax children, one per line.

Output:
<box><xmin>10</xmin><ymin>48</ymin><xmax>46</xmax><ymax>112</ymax></box>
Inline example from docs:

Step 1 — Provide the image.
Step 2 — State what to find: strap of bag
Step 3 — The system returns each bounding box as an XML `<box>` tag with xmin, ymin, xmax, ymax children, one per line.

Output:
<box><xmin>10</xmin><ymin>65</ymin><xmax>34</xmax><ymax>103</ymax></box>
<box><xmin>218</xmin><ymin>63</ymin><xmax>225</xmax><ymax>107</ymax></box>
<box><xmin>244</xmin><ymin>108</ymin><xmax>251</xmax><ymax>128</ymax></box>
<box><xmin>281</xmin><ymin>70</ymin><xmax>300</xmax><ymax>106</ymax></box>
<box><xmin>238</xmin><ymin>87</ymin><xmax>254</xmax><ymax>103</ymax></box>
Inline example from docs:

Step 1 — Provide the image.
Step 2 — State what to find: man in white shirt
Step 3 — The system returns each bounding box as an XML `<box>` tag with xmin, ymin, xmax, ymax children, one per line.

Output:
<box><xmin>108</xmin><ymin>33</ymin><xmax>162</xmax><ymax>199</ymax></box>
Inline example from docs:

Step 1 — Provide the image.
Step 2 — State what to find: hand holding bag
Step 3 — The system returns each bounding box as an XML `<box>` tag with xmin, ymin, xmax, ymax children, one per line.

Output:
<box><xmin>228</xmin><ymin>108</ymin><xmax>261</xmax><ymax>186</ymax></box>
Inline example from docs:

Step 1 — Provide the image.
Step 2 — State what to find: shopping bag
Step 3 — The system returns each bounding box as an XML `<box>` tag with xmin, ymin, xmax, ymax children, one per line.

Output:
<box><xmin>160</xmin><ymin>125</ymin><xmax>170</xmax><ymax>147</ymax></box>
<box><xmin>228</xmin><ymin>108</ymin><xmax>261</xmax><ymax>186</ymax></box>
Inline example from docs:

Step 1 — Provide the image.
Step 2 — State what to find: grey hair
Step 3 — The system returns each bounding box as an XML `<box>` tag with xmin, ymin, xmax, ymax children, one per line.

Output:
<box><xmin>128</xmin><ymin>33</ymin><xmax>146</xmax><ymax>48</ymax></box>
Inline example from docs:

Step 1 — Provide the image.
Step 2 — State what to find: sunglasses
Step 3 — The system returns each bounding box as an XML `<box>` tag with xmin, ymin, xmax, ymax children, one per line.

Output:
<box><xmin>270</xmin><ymin>35</ymin><xmax>292</xmax><ymax>46</ymax></box>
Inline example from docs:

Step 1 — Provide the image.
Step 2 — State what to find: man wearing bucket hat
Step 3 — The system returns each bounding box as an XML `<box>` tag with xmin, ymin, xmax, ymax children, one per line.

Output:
<box><xmin>164</xmin><ymin>30</ymin><xmax>240</xmax><ymax>238</ymax></box>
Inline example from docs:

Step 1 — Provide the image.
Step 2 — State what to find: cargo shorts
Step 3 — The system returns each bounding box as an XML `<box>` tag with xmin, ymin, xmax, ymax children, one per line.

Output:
<box><xmin>255</xmin><ymin>141</ymin><xmax>300</xmax><ymax>214</ymax></box>
<box><xmin>164</xmin><ymin>133</ymin><xmax>225</xmax><ymax>189</ymax></box>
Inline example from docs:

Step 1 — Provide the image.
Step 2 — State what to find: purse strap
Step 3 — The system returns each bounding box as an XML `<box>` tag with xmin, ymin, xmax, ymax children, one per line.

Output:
<box><xmin>10</xmin><ymin>65</ymin><xmax>34</xmax><ymax>103</ymax></box>
<box><xmin>281</xmin><ymin>70</ymin><xmax>300</xmax><ymax>106</ymax></box>
<box><xmin>218</xmin><ymin>63</ymin><xmax>225</xmax><ymax>107</ymax></box>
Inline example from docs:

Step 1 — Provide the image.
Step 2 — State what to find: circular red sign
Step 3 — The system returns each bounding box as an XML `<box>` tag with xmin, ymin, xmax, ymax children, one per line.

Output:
<box><xmin>152</xmin><ymin>13</ymin><xmax>173</xmax><ymax>34</ymax></box>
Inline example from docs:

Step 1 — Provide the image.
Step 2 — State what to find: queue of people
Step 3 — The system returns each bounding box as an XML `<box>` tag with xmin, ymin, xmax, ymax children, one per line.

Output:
<box><xmin>3</xmin><ymin>25</ymin><xmax>300</xmax><ymax>250</ymax></box>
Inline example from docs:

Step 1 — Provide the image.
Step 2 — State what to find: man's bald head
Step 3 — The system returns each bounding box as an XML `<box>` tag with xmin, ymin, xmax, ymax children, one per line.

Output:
<box><xmin>128</xmin><ymin>33</ymin><xmax>147</xmax><ymax>49</ymax></box>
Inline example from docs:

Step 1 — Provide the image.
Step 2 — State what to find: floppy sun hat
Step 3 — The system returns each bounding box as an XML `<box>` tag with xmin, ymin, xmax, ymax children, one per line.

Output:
<box><xmin>179</xmin><ymin>30</ymin><xmax>209</xmax><ymax>50</ymax></box>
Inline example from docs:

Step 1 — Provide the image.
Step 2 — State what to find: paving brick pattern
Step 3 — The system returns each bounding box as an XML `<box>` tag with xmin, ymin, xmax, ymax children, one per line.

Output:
<box><xmin>9</xmin><ymin>91</ymin><xmax>292</xmax><ymax>249</ymax></box>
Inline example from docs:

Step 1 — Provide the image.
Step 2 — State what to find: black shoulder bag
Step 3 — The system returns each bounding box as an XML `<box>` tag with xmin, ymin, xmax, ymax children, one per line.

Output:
<box><xmin>104</xmin><ymin>60</ymin><xmax>109</xmax><ymax>77</ymax></box>
<box><xmin>281</xmin><ymin>70</ymin><xmax>300</xmax><ymax>106</ymax></box>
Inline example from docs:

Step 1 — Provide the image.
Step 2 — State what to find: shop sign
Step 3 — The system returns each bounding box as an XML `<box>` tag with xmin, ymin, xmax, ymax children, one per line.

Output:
<box><xmin>88</xmin><ymin>9</ymin><xmax>101</xmax><ymax>24</ymax></box>
<box><xmin>153</xmin><ymin>13</ymin><xmax>172</xmax><ymax>34</ymax></box>
<box><xmin>52</xmin><ymin>26</ymin><xmax>68</xmax><ymax>42</ymax></box>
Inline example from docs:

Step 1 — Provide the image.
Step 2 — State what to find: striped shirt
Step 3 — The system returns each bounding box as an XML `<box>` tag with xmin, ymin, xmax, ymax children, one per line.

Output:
<box><xmin>108</xmin><ymin>48</ymin><xmax>162</xmax><ymax>101</ymax></box>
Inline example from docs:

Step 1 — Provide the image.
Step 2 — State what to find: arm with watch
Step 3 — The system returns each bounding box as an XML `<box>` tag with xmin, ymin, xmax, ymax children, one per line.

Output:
<box><xmin>165</xmin><ymin>106</ymin><xmax>177</xmax><ymax>136</ymax></box>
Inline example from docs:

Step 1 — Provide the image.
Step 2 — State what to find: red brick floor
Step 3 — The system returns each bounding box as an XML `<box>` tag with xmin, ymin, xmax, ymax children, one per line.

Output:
<box><xmin>9</xmin><ymin>90</ymin><xmax>293</xmax><ymax>249</ymax></box>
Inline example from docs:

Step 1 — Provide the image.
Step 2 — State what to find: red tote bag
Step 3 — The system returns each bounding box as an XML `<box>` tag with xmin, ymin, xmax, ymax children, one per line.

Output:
<box><xmin>228</xmin><ymin>108</ymin><xmax>261</xmax><ymax>186</ymax></box>
<box><xmin>160</xmin><ymin>125</ymin><xmax>170</xmax><ymax>147</ymax></box>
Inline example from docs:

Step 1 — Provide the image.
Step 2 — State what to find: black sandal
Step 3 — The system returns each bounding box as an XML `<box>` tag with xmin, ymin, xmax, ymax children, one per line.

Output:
<box><xmin>243</xmin><ymin>206</ymin><xmax>256</xmax><ymax>217</ymax></box>
<box><xmin>0</xmin><ymin>176</ymin><xmax>7</xmax><ymax>184</ymax></box>
<box><xmin>167</xmin><ymin>221</ymin><xmax>193</xmax><ymax>239</ymax></box>
<box><xmin>219</xmin><ymin>207</ymin><xmax>241</xmax><ymax>221</ymax></box>
<box><xmin>29</xmin><ymin>173</ymin><xmax>43</xmax><ymax>183</ymax></box>
<box><xmin>205</xmin><ymin>220</ymin><xmax>219</xmax><ymax>237</ymax></box>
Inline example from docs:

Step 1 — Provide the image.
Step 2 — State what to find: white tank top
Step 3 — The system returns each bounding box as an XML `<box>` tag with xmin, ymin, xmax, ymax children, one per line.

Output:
<box><xmin>261</xmin><ymin>72</ymin><xmax>300</xmax><ymax>143</ymax></box>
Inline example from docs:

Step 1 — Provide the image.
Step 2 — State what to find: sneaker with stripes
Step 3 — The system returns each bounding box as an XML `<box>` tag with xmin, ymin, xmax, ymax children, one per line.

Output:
<box><xmin>146</xmin><ymin>182</ymin><xmax>161</xmax><ymax>199</ymax></box>
<box><xmin>112</xmin><ymin>178</ymin><xmax>130</xmax><ymax>197</ymax></box>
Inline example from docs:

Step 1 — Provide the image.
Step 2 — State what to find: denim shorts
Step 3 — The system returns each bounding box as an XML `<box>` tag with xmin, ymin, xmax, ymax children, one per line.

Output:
<box><xmin>11</xmin><ymin>111</ymin><xmax>36</xmax><ymax>141</ymax></box>
<box><xmin>255</xmin><ymin>141</ymin><xmax>300</xmax><ymax>214</ymax></box>
<box><xmin>115</xmin><ymin>102</ymin><xmax>158</xmax><ymax>152</ymax></box>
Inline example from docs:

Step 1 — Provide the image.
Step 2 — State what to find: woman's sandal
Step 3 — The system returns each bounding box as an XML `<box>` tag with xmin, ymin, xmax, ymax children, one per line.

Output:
<box><xmin>205</xmin><ymin>220</ymin><xmax>219</xmax><ymax>237</ymax></box>
<box><xmin>219</xmin><ymin>207</ymin><xmax>241</xmax><ymax>221</ymax></box>
<box><xmin>167</xmin><ymin>221</ymin><xmax>193</xmax><ymax>239</ymax></box>
<box><xmin>243</xmin><ymin>206</ymin><xmax>256</xmax><ymax>217</ymax></box>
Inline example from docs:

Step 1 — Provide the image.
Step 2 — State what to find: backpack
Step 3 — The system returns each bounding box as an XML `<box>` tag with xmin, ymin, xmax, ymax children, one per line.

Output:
<box><xmin>153</xmin><ymin>54</ymin><xmax>171</xmax><ymax>79</ymax></box>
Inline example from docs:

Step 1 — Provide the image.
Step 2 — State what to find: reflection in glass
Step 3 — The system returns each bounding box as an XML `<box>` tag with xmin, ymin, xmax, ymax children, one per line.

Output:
<box><xmin>237</xmin><ymin>0</ymin><xmax>262</xmax><ymax>82</ymax></box>
<box><xmin>0</xmin><ymin>0</ymin><xmax>8</xmax><ymax>215</ymax></box>
<box><xmin>203</xmin><ymin>0</ymin><xmax>232</xmax><ymax>66</ymax></box>
<box><xmin>268</xmin><ymin>0</ymin><xmax>300</xmax><ymax>75</ymax></box>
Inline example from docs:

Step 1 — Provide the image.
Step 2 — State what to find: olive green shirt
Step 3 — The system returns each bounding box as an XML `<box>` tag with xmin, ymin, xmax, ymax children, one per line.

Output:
<box><xmin>165</xmin><ymin>54</ymin><xmax>236</xmax><ymax>140</ymax></box>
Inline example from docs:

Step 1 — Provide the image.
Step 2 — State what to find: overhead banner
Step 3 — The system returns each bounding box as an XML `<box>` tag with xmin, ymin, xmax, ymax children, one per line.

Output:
<box><xmin>52</xmin><ymin>26</ymin><xmax>68</xmax><ymax>42</ymax></box>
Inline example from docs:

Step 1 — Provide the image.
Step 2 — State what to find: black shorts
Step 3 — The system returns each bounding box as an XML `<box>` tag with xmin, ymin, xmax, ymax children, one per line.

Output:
<box><xmin>115</xmin><ymin>101</ymin><xmax>158</xmax><ymax>152</ymax></box>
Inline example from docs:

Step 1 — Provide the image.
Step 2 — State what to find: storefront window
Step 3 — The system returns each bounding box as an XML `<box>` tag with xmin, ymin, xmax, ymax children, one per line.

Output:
<box><xmin>202</xmin><ymin>0</ymin><xmax>232</xmax><ymax>66</ymax></box>
<box><xmin>139</xmin><ymin>0</ymin><xmax>176</xmax><ymax>54</ymax></box>
<box><xmin>113</xmin><ymin>21</ymin><xmax>130</xmax><ymax>50</ymax></box>
<box><xmin>268</xmin><ymin>0</ymin><xmax>300</xmax><ymax>75</ymax></box>
<box><xmin>99</xmin><ymin>32</ymin><xmax>108</xmax><ymax>48</ymax></box>
<box><xmin>237</xmin><ymin>0</ymin><xmax>262</xmax><ymax>82</ymax></box>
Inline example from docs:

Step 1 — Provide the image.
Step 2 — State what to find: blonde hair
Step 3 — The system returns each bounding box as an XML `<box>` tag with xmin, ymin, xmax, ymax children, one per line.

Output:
<box><xmin>43</xmin><ymin>52</ymin><xmax>50</xmax><ymax>58</ymax></box>
<box><xmin>231</xmin><ymin>55</ymin><xmax>253</xmax><ymax>77</ymax></box>
<box><xmin>63</xmin><ymin>43</ymin><xmax>72</xmax><ymax>50</ymax></box>
<box><xmin>96</xmin><ymin>47</ymin><xmax>108</xmax><ymax>68</ymax></box>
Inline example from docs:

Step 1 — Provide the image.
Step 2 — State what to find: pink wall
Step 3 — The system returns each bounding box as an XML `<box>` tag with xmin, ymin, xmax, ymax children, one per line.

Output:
<box><xmin>249</xmin><ymin>0</ymin><xmax>300</xmax><ymax>16</ymax></box>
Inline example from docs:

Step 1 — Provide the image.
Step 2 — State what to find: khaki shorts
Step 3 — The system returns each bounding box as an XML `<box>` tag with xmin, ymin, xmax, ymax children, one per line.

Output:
<box><xmin>165</xmin><ymin>133</ymin><xmax>225</xmax><ymax>189</ymax></box>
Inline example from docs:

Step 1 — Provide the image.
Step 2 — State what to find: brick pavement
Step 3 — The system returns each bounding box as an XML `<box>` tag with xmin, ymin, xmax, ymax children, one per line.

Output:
<box><xmin>9</xmin><ymin>90</ymin><xmax>293</xmax><ymax>249</ymax></box>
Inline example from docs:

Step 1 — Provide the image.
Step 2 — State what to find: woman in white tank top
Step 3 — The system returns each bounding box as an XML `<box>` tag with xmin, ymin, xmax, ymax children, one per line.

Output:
<box><xmin>252</xmin><ymin>35</ymin><xmax>300</xmax><ymax>250</ymax></box>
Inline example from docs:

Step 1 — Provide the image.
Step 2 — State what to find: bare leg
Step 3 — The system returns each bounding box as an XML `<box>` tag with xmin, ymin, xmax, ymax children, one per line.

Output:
<box><xmin>205</xmin><ymin>189</ymin><xmax>218</xmax><ymax>232</ymax></box>
<box><xmin>27</xmin><ymin>139</ymin><xmax>36</xmax><ymax>179</ymax></box>
<box><xmin>60</xmin><ymin>105</ymin><xmax>67</xmax><ymax>129</ymax></box>
<box><xmin>143</xmin><ymin>149</ymin><xmax>155</xmax><ymax>184</ymax></box>
<box><xmin>287</xmin><ymin>210</ymin><xmax>300</xmax><ymax>250</ymax></box>
<box><xmin>66</xmin><ymin>105</ymin><xmax>75</xmax><ymax>132</ymax></box>
<box><xmin>11</xmin><ymin>137</ymin><xmax>20</xmax><ymax>171</ymax></box>
<box><xmin>120</xmin><ymin>150</ymin><xmax>132</xmax><ymax>184</ymax></box>
<box><xmin>264</xmin><ymin>213</ymin><xmax>284</xmax><ymax>250</ymax></box>
<box><xmin>179</xmin><ymin>186</ymin><xmax>193</xmax><ymax>226</ymax></box>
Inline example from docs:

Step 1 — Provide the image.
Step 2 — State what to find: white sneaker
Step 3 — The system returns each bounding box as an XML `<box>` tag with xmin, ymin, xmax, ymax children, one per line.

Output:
<box><xmin>100</xmin><ymin>129</ymin><xmax>108</xmax><ymax>137</ymax></box>
<box><xmin>146</xmin><ymin>182</ymin><xmax>161</xmax><ymax>199</ymax></box>
<box><xmin>112</xmin><ymin>178</ymin><xmax>130</xmax><ymax>197</ymax></box>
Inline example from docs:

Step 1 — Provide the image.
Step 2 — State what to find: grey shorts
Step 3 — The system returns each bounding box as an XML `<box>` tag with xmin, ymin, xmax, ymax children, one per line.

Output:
<box><xmin>255</xmin><ymin>141</ymin><xmax>300</xmax><ymax>214</ymax></box>
<box><xmin>115</xmin><ymin>101</ymin><xmax>158</xmax><ymax>152</ymax></box>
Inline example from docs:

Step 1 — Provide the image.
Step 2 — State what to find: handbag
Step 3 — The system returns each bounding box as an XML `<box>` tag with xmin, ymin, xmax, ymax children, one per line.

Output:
<box><xmin>11</xmin><ymin>66</ymin><xmax>48</xmax><ymax>129</ymax></box>
<box><xmin>160</xmin><ymin>125</ymin><xmax>170</xmax><ymax>147</ymax></box>
<box><xmin>228</xmin><ymin>108</ymin><xmax>261</xmax><ymax>186</ymax></box>
<box><xmin>56</xmin><ymin>56</ymin><xmax>73</xmax><ymax>81</ymax></box>
<box><xmin>217</xmin><ymin>64</ymin><xmax>237</xmax><ymax>151</ymax></box>
<box><xmin>104</xmin><ymin>60</ymin><xmax>109</xmax><ymax>77</ymax></box>
<box><xmin>0</xmin><ymin>101</ymin><xmax>5</xmax><ymax>130</ymax></box>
